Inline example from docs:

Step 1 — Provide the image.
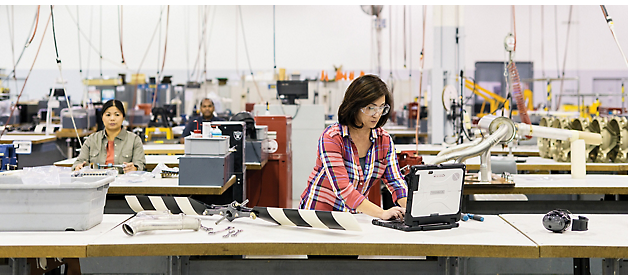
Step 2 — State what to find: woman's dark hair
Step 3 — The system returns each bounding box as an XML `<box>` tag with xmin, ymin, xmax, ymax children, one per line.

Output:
<box><xmin>337</xmin><ymin>74</ymin><xmax>392</xmax><ymax>129</ymax></box>
<box><xmin>102</xmin><ymin>99</ymin><xmax>126</xmax><ymax>117</ymax></box>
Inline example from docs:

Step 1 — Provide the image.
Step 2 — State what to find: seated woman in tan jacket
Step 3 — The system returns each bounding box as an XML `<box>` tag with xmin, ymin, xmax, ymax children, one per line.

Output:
<box><xmin>73</xmin><ymin>99</ymin><xmax>146</xmax><ymax>172</ymax></box>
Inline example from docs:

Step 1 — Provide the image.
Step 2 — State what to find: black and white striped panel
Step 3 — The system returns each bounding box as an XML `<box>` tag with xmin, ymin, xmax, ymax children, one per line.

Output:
<box><xmin>124</xmin><ymin>195</ymin><xmax>206</xmax><ymax>216</ymax></box>
<box><xmin>253</xmin><ymin>207</ymin><xmax>361</xmax><ymax>231</ymax></box>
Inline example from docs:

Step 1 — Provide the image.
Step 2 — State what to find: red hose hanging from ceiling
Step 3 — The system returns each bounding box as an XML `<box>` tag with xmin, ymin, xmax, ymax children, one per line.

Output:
<box><xmin>508</xmin><ymin>61</ymin><xmax>531</xmax><ymax>126</ymax></box>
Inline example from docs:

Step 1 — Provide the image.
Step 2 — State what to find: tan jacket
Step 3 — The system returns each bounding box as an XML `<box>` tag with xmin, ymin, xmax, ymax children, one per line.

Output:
<box><xmin>73</xmin><ymin>130</ymin><xmax>146</xmax><ymax>171</ymax></box>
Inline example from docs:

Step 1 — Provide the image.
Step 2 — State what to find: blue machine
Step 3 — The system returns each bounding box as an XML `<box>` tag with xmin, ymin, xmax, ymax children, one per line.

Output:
<box><xmin>0</xmin><ymin>144</ymin><xmax>17</xmax><ymax>171</ymax></box>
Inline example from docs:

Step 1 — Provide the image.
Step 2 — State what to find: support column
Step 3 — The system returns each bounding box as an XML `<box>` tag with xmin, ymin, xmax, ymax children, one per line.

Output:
<box><xmin>429</xmin><ymin>6</ymin><xmax>465</xmax><ymax>144</ymax></box>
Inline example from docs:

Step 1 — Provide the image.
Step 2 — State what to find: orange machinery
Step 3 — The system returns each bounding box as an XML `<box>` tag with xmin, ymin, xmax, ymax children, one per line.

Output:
<box><xmin>246</xmin><ymin>115</ymin><xmax>293</xmax><ymax>208</ymax></box>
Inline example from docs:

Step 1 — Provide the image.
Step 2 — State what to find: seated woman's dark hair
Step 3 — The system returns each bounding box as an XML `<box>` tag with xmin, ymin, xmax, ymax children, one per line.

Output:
<box><xmin>102</xmin><ymin>99</ymin><xmax>126</xmax><ymax>117</ymax></box>
<box><xmin>337</xmin><ymin>74</ymin><xmax>392</xmax><ymax>129</ymax></box>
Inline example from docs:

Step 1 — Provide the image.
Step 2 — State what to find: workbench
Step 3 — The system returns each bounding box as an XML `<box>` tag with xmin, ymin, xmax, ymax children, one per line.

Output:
<box><xmin>420</xmin><ymin>155</ymin><xmax>628</xmax><ymax>173</ymax></box>
<box><xmin>108</xmin><ymin>175</ymin><xmax>236</xmax><ymax>195</ymax></box>
<box><xmin>396</xmin><ymin>143</ymin><xmax>541</xmax><ymax>157</ymax></box>
<box><xmin>54</xmin><ymin>155</ymin><xmax>180</xmax><ymax>171</ymax></box>
<box><xmin>462</xmin><ymin>174</ymin><xmax>628</xmax><ymax>214</ymax></box>
<box><xmin>142</xmin><ymin>144</ymin><xmax>184</xmax><ymax>155</ymax></box>
<box><xmin>2</xmin><ymin>213</ymin><xmax>627</xmax><ymax>274</ymax></box>
<box><xmin>0</xmin><ymin>135</ymin><xmax>65</xmax><ymax>168</ymax></box>
<box><xmin>0</xmin><ymin>215</ymin><xmax>130</xmax><ymax>259</ymax></box>
<box><xmin>464</xmin><ymin>174</ymin><xmax>628</xmax><ymax>195</ymax></box>
<box><xmin>55</xmin><ymin>155</ymin><xmax>266</xmax><ymax>171</ymax></box>
<box><xmin>501</xmin><ymin>214</ymin><xmax>628</xmax><ymax>275</ymax></box>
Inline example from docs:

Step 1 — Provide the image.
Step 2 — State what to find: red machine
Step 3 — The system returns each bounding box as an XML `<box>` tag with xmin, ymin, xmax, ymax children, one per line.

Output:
<box><xmin>246</xmin><ymin>115</ymin><xmax>293</xmax><ymax>208</ymax></box>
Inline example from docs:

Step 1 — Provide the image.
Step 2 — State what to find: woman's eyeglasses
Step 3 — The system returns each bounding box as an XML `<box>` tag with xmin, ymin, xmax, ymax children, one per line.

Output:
<box><xmin>361</xmin><ymin>104</ymin><xmax>390</xmax><ymax>116</ymax></box>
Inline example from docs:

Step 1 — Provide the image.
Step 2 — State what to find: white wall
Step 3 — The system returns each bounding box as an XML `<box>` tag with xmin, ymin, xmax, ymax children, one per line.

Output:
<box><xmin>1</xmin><ymin>5</ymin><xmax>628</xmax><ymax>105</ymax></box>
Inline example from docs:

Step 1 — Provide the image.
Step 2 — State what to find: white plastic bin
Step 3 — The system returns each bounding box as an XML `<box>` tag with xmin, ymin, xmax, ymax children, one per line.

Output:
<box><xmin>0</xmin><ymin>173</ymin><xmax>115</xmax><ymax>231</ymax></box>
<box><xmin>184</xmin><ymin>135</ymin><xmax>230</xmax><ymax>155</ymax></box>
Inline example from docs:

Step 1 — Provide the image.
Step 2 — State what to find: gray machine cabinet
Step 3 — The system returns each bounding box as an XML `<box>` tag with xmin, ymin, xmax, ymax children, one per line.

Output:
<box><xmin>245</xmin><ymin>140</ymin><xmax>268</xmax><ymax>164</ymax></box>
<box><xmin>178</xmin><ymin>152</ymin><xmax>234</xmax><ymax>186</ymax></box>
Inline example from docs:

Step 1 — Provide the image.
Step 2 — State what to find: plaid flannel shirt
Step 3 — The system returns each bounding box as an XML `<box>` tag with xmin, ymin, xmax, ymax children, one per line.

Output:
<box><xmin>299</xmin><ymin>123</ymin><xmax>408</xmax><ymax>213</ymax></box>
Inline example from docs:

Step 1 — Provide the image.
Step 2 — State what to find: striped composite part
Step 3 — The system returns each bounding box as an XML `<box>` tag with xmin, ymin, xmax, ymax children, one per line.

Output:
<box><xmin>124</xmin><ymin>195</ymin><xmax>207</xmax><ymax>216</ymax></box>
<box><xmin>253</xmin><ymin>207</ymin><xmax>361</xmax><ymax>231</ymax></box>
<box><xmin>125</xmin><ymin>195</ymin><xmax>362</xmax><ymax>231</ymax></box>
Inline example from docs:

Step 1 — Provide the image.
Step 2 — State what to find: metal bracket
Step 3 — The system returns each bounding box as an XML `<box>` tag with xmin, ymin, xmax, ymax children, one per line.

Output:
<box><xmin>168</xmin><ymin>256</ymin><xmax>190</xmax><ymax>275</ymax></box>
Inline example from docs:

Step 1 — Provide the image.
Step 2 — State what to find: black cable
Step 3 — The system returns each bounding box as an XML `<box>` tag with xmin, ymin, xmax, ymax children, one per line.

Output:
<box><xmin>99</xmin><ymin>6</ymin><xmax>102</xmax><ymax>77</ymax></box>
<box><xmin>0</xmin><ymin>8</ymin><xmax>37</xmax><ymax>86</ymax></box>
<box><xmin>291</xmin><ymin>102</ymin><xmax>301</xmax><ymax>119</ymax></box>
<box><xmin>237</xmin><ymin>6</ymin><xmax>264</xmax><ymax>102</ymax></box>
<box><xmin>50</xmin><ymin>6</ymin><xmax>61</xmax><ymax>64</ymax></box>
<box><xmin>76</xmin><ymin>6</ymin><xmax>82</xmax><ymax>75</ymax></box>
<box><xmin>189</xmin><ymin>6</ymin><xmax>208</xmax><ymax>80</ymax></box>
<box><xmin>403</xmin><ymin>5</ymin><xmax>406</xmax><ymax>68</ymax></box>
<box><xmin>118</xmin><ymin>5</ymin><xmax>126</xmax><ymax>65</ymax></box>
<box><xmin>273</xmin><ymin>5</ymin><xmax>276</xmax><ymax>71</ymax></box>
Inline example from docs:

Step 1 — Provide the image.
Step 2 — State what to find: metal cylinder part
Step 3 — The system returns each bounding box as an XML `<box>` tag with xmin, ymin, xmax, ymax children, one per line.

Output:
<box><xmin>122</xmin><ymin>213</ymin><xmax>201</xmax><ymax>236</ymax></box>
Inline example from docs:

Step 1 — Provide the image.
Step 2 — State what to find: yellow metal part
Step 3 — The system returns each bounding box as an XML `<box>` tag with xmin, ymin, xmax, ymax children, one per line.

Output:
<box><xmin>130</xmin><ymin>74</ymin><xmax>146</xmax><ymax>84</ymax></box>
<box><xmin>590</xmin><ymin>99</ymin><xmax>601</xmax><ymax>117</ymax></box>
<box><xmin>464</xmin><ymin>79</ymin><xmax>508</xmax><ymax>117</ymax></box>
<box><xmin>145</xmin><ymin>127</ymin><xmax>173</xmax><ymax>141</ymax></box>
<box><xmin>545</xmin><ymin>82</ymin><xmax>552</xmax><ymax>111</ymax></box>
<box><xmin>83</xmin><ymin>78</ymin><xmax>123</xmax><ymax>86</ymax></box>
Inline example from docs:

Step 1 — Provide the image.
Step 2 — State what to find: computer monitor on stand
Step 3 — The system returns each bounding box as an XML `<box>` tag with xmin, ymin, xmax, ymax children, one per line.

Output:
<box><xmin>277</xmin><ymin>80</ymin><xmax>308</xmax><ymax>105</ymax></box>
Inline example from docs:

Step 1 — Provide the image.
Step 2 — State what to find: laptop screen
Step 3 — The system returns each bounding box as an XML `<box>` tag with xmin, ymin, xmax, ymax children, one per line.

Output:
<box><xmin>404</xmin><ymin>163</ymin><xmax>466</xmax><ymax>226</ymax></box>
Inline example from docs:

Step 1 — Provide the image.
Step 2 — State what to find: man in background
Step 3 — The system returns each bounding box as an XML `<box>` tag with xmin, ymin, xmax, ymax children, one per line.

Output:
<box><xmin>180</xmin><ymin>98</ymin><xmax>225</xmax><ymax>142</ymax></box>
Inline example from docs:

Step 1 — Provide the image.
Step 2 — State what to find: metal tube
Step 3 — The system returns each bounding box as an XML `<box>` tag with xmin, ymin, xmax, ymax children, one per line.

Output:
<box><xmin>430</xmin><ymin>125</ymin><xmax>511</xmax><ymax>165</ymax></box>
<box><xmin>479</xmin><ymin>149</ymin><xmax>492</xmax><ymax>182</ymax></box>
<box><xmin>436</xmin><ymin>137</ymin><xmax>483</xmax><ymax>157</ymax></box>
<box><xmin>123</xmin><ymin>213</ymin><xmax>201</xmax><ymax>236</ymax></box>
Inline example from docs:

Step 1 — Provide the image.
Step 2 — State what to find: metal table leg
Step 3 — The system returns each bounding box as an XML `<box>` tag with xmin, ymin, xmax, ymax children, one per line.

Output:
<box><xmin>573</xmin><ymin>258</ymin><xmax>591</xmax><ymax>275</ymax></box>
<box><xmin>9</xmin><ymin>258</ymin><xmax>29</xmax><ymax>275</ymax></box>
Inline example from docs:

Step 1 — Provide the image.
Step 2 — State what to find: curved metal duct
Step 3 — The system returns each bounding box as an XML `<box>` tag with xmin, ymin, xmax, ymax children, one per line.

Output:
<box><xmin>122</xmin><ymin>212</ymin><xmax>202</xmax><ymax>236</ymax></box>
<box><xmin>429</xmin><ymin>116</ymin><xmax>516</xmax><ymax>165</ymax></box>
<box><xmin>436</xmin><ymin>137</ymin><xmax>484</xmax><ymax>158</ymax></box>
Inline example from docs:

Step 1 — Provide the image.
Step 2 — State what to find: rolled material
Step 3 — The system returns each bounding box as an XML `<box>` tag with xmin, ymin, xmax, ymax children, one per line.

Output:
<box><xmin>123</xmin><ymin>212</ymin><xmax>201</xmax><ymax>236</ymax></box>
<box><xmin>571</xmin><ymin>139</ymin><xmax>586</xmax><ymax>179</ymax></box>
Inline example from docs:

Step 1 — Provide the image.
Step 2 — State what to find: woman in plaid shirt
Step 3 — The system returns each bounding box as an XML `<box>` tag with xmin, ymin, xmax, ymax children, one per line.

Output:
<box><xmin>300</xmin><ymin>75</ymin><xmax>408</xmax><ymax>220</ymax></box>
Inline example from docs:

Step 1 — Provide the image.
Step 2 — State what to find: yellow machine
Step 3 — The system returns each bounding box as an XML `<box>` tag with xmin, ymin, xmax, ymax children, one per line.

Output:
<box><xmin>464</xmin><ymin>80</ymin><xmax>535</xmax><ymax>118</ymax></box>
<box><xmin>464</xmin><ymin>80</ymin><xmax>509</xmax><ymax>117</ymax></box>
<box><xmin>590</xmin><ymin>98</ymin><xmax>601</xmax><ymax>117</ymax></box>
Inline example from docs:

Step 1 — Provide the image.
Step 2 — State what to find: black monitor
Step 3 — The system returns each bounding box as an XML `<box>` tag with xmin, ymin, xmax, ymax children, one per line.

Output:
<box><xmin>277</xmin><ymin>80</ymin><xmax>308</xmax><ymax>105</ymax></box>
